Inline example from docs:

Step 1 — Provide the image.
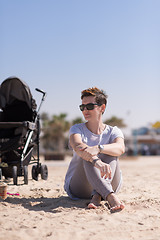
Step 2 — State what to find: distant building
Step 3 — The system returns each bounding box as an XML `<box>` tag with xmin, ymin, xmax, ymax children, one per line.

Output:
<box><xmin>124</xmin><ymin>127</ymin><xmax>160</xmax><ymax>156</ymax></box>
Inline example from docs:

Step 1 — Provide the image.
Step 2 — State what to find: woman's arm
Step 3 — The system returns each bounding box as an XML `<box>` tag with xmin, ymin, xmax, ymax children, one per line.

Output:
<box><xmin>99</xmin><ymin>137</ymin><xmax>125</xmax><ymax>156</ymax></box>
<box><xmin>79</xmin><ymin>137</ymin><xmax>125</xmax><ymax>158</ymax></box>
<box><xmin>69</xmin><ymin>133</ymin><xmax>112</xmax><ymax>179</ymax></box>
<box><xmin>69</xmin><ymin>133</ymin><xmax>94</xmax><ymax>162</ymax></box>
<box><xmin>70</xmin><ymin>133</ymin><xmax>110</xmax><ymax>162</ymax></box>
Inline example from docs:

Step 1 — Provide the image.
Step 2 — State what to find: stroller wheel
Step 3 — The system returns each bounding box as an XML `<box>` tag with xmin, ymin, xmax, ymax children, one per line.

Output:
<box><xmin>24</xmin><ymin>166</ymin><xmax>28</xmax><ymax>185</ymax></box>
<box><xmin>32</xmin><ymin>165</ymin><xmax>38</xmax><ymax>181</ymax></box>
<box><xmin>13</xmin><ymin>166</ymin><xmax>18</xmax><ymax>185</ymax></box>
<box><xmin>41</xmin><ymin>164</ymin><xmax>48</xmax><ymax>180</ymax></box>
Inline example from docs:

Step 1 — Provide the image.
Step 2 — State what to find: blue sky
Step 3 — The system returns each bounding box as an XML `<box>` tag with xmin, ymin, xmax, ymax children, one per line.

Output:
<box><xmin>1</xmin><ymin>0</ymin><xmax>160</xmax><ymax>129</ymax></box>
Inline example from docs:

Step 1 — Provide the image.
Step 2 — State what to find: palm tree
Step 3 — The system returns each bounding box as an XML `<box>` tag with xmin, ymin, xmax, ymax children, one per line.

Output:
<box><xmin>104</xmin><ymin>116</ymin><xmax>126</xmax><ymax>128</ymax></box>
<box><xmin>42</xmin><ymin>113</ymin><xmax>70</xmax><ymax>153</ymax></box>
<box><xmin>72</xmin><ymin>117</ymin><xmax>84</xmax><ymax>125</ymax></box>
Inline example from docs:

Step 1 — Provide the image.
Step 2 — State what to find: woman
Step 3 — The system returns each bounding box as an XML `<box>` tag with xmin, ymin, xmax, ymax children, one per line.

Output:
<box><xmin>64</xmin><ymin>87</ymin><xmax>125</xmax><ymax>212</ymax></box>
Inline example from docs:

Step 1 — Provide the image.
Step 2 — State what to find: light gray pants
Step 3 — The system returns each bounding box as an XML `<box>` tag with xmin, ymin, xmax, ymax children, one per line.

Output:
<box><xmin>69</xmin><ymin>154</ymin><xmax>122</xmax><ymax>200</ymax></box>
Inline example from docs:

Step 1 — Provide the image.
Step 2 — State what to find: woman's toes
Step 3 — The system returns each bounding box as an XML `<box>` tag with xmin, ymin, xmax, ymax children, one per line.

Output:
<box><xmin>88</xmin><ymin>203</ymin><xmax>98</xmax><ymax>209</ymax></box>
<box><xmin>110</xmin><ymin>203</ymin><xmax>125</xmax><ymax>213</ymax></box>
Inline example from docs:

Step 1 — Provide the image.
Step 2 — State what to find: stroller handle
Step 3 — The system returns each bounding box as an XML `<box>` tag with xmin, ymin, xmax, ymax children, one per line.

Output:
<box><xmin>35</xmin><ymin>88</ymin><xmax>47</xmax><ymax>114</ymax></box>
<box><xmin>35</xmin><ymin>88</ymin><xmax>46</xmax><ymax>101</ymax></box>
<box><xmin>35</xmin><ymin>88</ymin><xmax>46</xmax><ymax>95</ymax></box>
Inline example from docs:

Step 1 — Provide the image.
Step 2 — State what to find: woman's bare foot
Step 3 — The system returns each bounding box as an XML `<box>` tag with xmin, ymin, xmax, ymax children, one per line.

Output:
<box><xmin>106</xmin><ymin>193</ymin><xmax>125</xmax><ymax>213</ymax></box>
<box><xmin>88</xmin><ymin>194</ymin><xmax>101</xmax><ymax>209</ymax></box>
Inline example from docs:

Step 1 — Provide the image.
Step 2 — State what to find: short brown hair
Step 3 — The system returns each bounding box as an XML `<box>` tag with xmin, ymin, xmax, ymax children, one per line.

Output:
<box><xmin>81</xmin><ymin>87</ymin><xmax>108</xmax><ymax>106</ymax></box>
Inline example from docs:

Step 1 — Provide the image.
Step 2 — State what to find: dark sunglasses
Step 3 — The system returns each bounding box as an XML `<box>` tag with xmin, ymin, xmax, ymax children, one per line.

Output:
<box><xmin>79</xmin><ymin>103</ymin><xmax>102</xmax><ymax>111</ymax></box>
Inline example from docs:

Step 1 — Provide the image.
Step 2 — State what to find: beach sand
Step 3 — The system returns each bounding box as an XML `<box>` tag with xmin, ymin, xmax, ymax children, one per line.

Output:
<box><xmin>0</xmin><ymin>156</ymin><xmax>160</xmax><ymax>240</ymax></box>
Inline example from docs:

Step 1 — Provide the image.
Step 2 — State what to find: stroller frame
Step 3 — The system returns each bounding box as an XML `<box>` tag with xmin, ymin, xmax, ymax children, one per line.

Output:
<box><xmin>0</xmin><ymin>77</ymin><xmax>48</xmax><ymax>185</ymax></box>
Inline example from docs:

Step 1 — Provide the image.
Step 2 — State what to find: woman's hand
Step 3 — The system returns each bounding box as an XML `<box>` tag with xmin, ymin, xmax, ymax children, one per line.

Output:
<box><xmin>80</xmin><ymin>146</ymin><xmax>99</xmax><ymax>161</ymax></box>
<box><xmin>94</xmin><ymin>159</ymin><xmax>112</xmax><ymax>179</ymax></box>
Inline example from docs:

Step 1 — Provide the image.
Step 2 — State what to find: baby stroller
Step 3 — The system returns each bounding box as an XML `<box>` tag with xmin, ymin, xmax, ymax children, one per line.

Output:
<box><xmin>0</xmin><ymin>77</ymin><xmax>48</xmax><ymax>185</ymax></box>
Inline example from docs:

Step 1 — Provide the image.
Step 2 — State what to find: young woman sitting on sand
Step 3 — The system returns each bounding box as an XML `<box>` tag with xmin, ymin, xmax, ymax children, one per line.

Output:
<box><xmin>64</xmin><ymin>87</ymin><xmax>125</xmax><ymax>213</ymax></box>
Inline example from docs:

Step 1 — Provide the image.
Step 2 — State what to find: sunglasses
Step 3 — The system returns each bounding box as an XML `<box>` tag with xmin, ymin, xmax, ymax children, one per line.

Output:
<box><xmin>79</xmin><ymin>103</ymin><xmax>102</xmax><ymax>111</ymax></box>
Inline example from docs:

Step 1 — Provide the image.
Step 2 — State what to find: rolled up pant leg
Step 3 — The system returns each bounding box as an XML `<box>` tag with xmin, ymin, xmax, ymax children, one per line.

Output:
<box><xmin>69</xmin><ymin>155</ymin><xmax>122</xmax><ymax>200</ymax></box>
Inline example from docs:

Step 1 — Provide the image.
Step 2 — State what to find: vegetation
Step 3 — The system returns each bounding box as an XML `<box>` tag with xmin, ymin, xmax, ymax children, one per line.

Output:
<box><xmin>41</xmin><ymin>113</ymin><xmax>70</xmax><ymax>153</ymax></box>
<box><xmin>104</xmin><ymin>116</ymin><xmax>126</xmax><ymax>128</ymax></box>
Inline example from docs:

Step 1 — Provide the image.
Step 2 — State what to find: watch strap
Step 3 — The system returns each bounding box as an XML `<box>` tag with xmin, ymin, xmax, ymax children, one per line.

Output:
<box><xmin>98</xmin><ymin>144</ymin><xmax>104</xmax><ymax>153</ymax></box>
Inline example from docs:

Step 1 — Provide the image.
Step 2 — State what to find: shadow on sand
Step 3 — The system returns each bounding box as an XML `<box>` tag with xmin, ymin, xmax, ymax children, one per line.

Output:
<box><xmin>3</xmin><ymin>195</ymin><xmax>89</xmax><ymax>213</ymax></box>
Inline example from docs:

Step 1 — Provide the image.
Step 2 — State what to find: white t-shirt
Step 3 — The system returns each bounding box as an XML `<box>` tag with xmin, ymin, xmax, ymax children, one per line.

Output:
<box><xmin>64</xmin><ymin>123</ymin><xmax>124</xmax><ymax>199</ymax></box>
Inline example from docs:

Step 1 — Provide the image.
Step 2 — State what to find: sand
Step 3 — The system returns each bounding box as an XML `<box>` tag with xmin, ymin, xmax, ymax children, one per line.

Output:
<box><xmin>0</xmin><ymin>156</ymin><xmax>160</xmax><ymax>240</ymax></box>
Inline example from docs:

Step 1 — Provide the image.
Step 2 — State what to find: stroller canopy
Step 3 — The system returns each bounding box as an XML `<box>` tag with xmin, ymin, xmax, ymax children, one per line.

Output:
<box><xmin>0</xmin><ymin>77</ymin><xmax>36</xmax><ymax>111</ymax></box>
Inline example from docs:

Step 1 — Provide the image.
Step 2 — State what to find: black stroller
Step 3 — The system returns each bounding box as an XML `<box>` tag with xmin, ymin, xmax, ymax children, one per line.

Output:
<box><xmin>0</xmin><ymin>77</ymin><xmax>48</xmax><ymax>185</ymax></box>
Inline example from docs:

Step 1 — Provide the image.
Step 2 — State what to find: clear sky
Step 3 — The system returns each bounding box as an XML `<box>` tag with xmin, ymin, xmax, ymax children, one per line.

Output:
<box><xmin>1</xmin><ymin>0</ymin><xmax>160</xmax><ymax>129</ymax></box>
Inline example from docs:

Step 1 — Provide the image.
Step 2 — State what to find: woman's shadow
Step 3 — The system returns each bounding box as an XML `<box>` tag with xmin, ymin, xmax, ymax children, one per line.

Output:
<box><xmin>3</xmin><ymin>195</ymin><xmax>89</xmax><ymax>213</ymax></box>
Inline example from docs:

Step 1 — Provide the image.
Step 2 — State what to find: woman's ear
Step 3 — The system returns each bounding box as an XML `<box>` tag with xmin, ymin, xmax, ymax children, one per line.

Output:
<box><xmin>101</xmin><ymin>104</ymin><xmax>106</xmax><ymax>114</ymax></box>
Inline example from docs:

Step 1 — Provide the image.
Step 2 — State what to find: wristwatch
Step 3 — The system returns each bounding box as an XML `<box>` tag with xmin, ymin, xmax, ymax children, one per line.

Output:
<box><xmin>98</xmin><ymin>144</ymin><xmax>104</xmax><ymax>153</ymax></box>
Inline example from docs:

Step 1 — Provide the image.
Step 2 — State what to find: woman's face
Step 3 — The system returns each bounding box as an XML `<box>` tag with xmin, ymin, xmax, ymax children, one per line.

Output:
<box><xmin>81</xmin><ymin>96</ymin><xmax>103</xmax><ymax>121</ymax></box>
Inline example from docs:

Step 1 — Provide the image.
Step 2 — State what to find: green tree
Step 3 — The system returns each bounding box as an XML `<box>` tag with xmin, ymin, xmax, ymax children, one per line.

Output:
<box><xmin>72</xmin><ymin>117</ymin><xmax>84</xmax><ymax>125</ymax></box>
<box><xmin>41</xmin><ymin>112</ymin><xmax>49</xmax><ymax>127</ymax></box>
<box><xmin>42</xmin><ymin>113</ymin><xmax>70</xmax><ymax>153</ymax></box>
<box><xmin>104</xmin><ymin>116</ymin><xmax>126</xmax><ymax>128</ymax></box>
